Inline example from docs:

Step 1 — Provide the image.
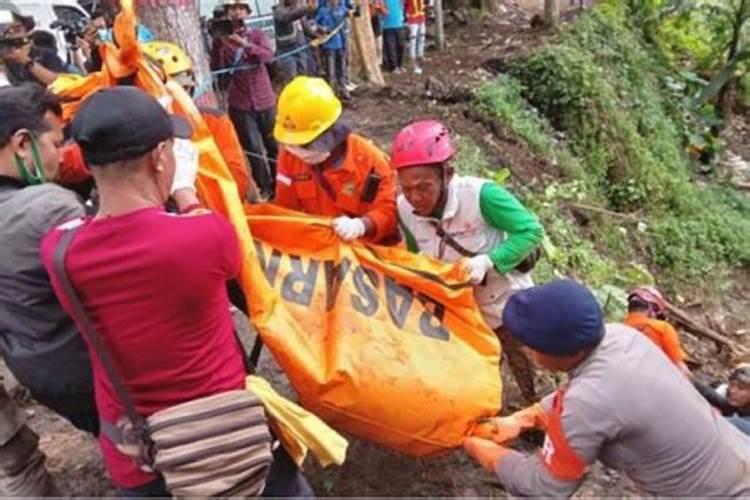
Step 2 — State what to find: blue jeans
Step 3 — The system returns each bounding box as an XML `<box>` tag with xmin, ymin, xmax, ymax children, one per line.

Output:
<box><xmin>116</xmin><ymin>445</ymin><xmax>313</xmax><ymax>497</ymax></box>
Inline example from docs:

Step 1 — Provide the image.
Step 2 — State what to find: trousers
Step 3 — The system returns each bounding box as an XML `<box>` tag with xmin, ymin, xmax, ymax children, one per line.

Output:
<box><xmin>0</xmin><ymin>383</ymin><xmax>57</xmax><ymax>496</ymax></box>
<box><xmin>495</xmin><ymin>326</ymin><xmax>537</xmax><ymax>404</ymax></box>
<box><xmin>229</xmin><ymin>106</ymin><xmax>279</xmax><ymax>198</ymax></box>
<box><xmin>382</xmin><ymin>28</ymin><xmax>405</xmax><ymax>71</ymax></box>
<box><xmin>325</xmin><ymin>49</ymin><xmax>347</xmax><ymax>94</ymax></box>
<box><xmin>408</xmin><ymin>22</ymin><xmax>426</xmax><ymax>60</ymax></box>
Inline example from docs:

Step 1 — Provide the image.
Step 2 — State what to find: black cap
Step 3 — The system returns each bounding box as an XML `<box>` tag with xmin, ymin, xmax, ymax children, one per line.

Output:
<box><xmin>71</xmin><ymin>86</ymin><xmax>192</xmax><ymax>166</ymax></box>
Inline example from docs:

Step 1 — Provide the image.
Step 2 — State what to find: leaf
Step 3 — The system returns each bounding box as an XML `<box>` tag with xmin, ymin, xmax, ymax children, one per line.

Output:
<box><xmin>491</xmin><ymin>168</ymin><xmax>511</xmax><ymax>184</ymax></box>
<box><xmin>591</xmin><ymin>285</ymin><xmax>629</xmax><ymax>320</ymax></box>
<box><xmin>687</xmin><ymin>131</ymin><xmax>708</xmax><ymax>148</ymax></box>
<box><xmin>680</xmin><ymin>70</ymin><xmax>708</xmax><ymax>85</ymax></box>
<box><xmin>540</xmin><ymin>234</ymin><xmax>559</xmax><ymax>261</ymax></box>
<box><xmin>623</xmin><ymin>262</ymin><xmax>655</xmax><ymax>284</ymax></box>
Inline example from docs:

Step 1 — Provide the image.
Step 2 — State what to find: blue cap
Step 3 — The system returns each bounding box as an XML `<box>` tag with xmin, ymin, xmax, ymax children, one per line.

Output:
<box><xmin>502</xmin><ymin>279</ymin><xmax>604</xmax><ymax>356</ymax></box>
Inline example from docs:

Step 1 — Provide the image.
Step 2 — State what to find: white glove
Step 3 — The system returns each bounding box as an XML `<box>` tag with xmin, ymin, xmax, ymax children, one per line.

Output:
<box><xmin>464</xmin><ymin>254</ymin><xmax>494</xmax><ymax>285</ymax></box>
<box><xmin>171</xmin><ymin>138</ymin><xmax>199</xmax><ymax>194</ymax></box>
<box><xmin>332</xmin><ymin>216</ymin><xmax>366</xmax><ymax>241</ymax></box>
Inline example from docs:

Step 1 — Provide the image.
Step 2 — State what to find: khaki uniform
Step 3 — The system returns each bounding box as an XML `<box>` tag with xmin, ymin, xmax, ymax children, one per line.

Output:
<box><xmin>0</xmin><ymin>382</ymin><xmax>56</xmax><ymax>496</ymax></box>
<box><xmin>496</xmin><ymin>324</ymin><xmax>750</xmax><ymax>497</ymax></box>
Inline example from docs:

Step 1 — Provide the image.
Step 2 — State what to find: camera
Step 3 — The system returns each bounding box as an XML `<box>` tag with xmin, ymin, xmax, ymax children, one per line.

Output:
<box><xmin>50</xmin><ymin>17</ymin><xmax>90</xmax><ymax>47</ymax></box>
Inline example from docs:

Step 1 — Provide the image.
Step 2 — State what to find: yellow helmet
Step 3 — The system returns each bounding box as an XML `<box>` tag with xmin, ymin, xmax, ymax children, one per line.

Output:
<box><xmin>141</xmin><ymin>41</ymin><xmax>193</xmax><ymax>77</ymax></box>
<box><xmin>274</xmin><ymin>76</ymin><xmax>342</xmax><ymax>145</ymax></box>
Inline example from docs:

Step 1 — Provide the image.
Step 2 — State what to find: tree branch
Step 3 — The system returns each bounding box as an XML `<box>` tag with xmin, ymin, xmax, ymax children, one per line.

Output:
<box><xmin>692</xmin><ymin>48</ymin><xmax>750</xmax><ymax>108</ymax></box>
<box><xmin>665</xmin><ymin>302</ymin><xmax>748</xmax><ymax>356</ymax></box>
<box><xmin>565</xmin><ymin>202</ymin><xmax>642</xmax><ymax>223</ymax></box>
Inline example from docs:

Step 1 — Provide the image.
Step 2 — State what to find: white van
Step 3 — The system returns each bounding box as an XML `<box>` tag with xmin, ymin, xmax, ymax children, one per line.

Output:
<box><xmin>10</xmin><ymin>0</ymin><xmax>90</xmax><ymax>63</ymax></box>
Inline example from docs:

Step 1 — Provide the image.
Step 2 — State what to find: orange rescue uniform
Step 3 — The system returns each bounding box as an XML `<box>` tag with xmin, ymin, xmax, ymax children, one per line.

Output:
<box><xmin>623</xmin><ymin>312</ymin><xmax>686</xmax><ymax>365</ymax></box>
<box><xmin>274</xmin><ymin>133</ymin><xmax>398</xmax><ymax>244</ymax></box>
<box><xmin>405</xmin><ymin>0</ymin><xmax>426</xmax><ymax>23</ymax></box>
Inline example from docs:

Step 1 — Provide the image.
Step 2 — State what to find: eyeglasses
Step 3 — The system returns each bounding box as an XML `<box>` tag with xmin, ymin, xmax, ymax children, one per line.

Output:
<box><xmin>0</xmin><ymin>35</ymin><xmax>29</xmax><ymax>48</ymax></box>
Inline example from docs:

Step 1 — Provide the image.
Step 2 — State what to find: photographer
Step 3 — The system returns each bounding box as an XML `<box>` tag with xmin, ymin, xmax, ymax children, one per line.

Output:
<box><xmin>31</xmin><ymin>30</ymin><xmax>84</xmax><ymax>74</ymax></box>
<box><xmin>72</xmin><ymin>20</ymin><xmax>104</xmax><ymax>74</ymax></box>
<box><xmin>211</xmin><ymin>0</ymin><xmax>278</xmax><ymax>200</ymax></box>
<box><xmin>0</xmin><ymin>1</ymin><xmax>64</xmax><ymax>86</ymax></box>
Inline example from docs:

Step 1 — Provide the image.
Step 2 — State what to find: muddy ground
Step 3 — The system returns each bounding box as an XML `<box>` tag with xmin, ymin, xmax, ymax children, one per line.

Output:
<box><xmin>14</xmin><ymin>0</ymin><xmax>749</xmax><ymax>496</ymax></box>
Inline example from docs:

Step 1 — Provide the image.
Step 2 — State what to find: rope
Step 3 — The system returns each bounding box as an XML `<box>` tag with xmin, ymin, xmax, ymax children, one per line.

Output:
<box><xmin>244</xmin><ymin>149</ymin><xmax>278</xmax><ymax>164</ymax></box>
<box><xmin>193</xmin><ymin>20</ymin><xmax>347</xmax><ymax>100</ymax></box>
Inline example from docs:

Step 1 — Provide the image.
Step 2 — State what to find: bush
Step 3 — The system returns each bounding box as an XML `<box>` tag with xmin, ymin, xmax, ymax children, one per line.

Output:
<box><xmin>468</xmin><ymin>0</ymin><xmax>750</xmax><ymax>291</ymax></box>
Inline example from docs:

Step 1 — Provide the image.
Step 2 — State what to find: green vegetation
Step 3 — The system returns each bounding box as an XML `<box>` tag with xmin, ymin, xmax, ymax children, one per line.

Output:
<box><xmin>632</xmin><ymin>0</ymin><xmax>749</xmax><ymax>113</ymax></box>
<box><xmin>465</xmin><ymin>0</ymin><xmax>750</xmax><ymax>300</ymax></box>
<box><xmin>453</xmin><ymin>136</ymin><xmax>510</xmax><ymax>184</ymax></box>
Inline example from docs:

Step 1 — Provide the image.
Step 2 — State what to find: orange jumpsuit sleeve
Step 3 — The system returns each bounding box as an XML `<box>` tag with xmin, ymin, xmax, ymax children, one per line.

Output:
<box><xmin>274</xmin><ymin>148</ymin><xmax>303</xmax><ymax>211</ymax></box>
<box><xmin>361</xmin><ymin>143</ymin><xmax>398</xmax><ymax>243</ymax></box>
<box><xmin>57</xmin><ymin>143</ymin><xmax>92</xmax><ymax>185</ymax></box>
<box><xmin>658</xmin><ymin>322</ymin><xmax>687</xmax><ymax>364</ymax></box>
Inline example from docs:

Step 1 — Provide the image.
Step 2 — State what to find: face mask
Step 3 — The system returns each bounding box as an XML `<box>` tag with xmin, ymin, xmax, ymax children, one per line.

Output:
<box><xmin>286</xmin><ymin>145</ymin><xmax>330</xmax><ymax>165</ymax></box>
<box><xmin>14</xmin><ymin>133</ymin><xmax>46</xmax><ymax>185</ymax></box>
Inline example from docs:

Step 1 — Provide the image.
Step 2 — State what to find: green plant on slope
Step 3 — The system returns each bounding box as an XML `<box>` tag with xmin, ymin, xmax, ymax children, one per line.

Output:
<box><xmin>453</xmin><ymin>136</ymin><xmax>510</xmax><ymax>183</ymax></box>
<box><xmin>473</xmin><ymin>75</ymin><xmax>586</xmax><ymax>180</ymax></box>
<box><xmin>468</xmin><ymin>0</ymin><xmax>750</xmax><ymax>290</ymax></box>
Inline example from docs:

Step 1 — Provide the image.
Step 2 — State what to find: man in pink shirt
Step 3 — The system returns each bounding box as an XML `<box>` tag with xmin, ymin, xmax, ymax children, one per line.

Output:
<box><xmin>41</xmin><ymin>87</ymin><xmax>311</xmax><ymax>497</ymax></box>
<box><xmin>212</xmin><ymin>0</ymin><xmax>278</xmax><ymax>200</ymax></box>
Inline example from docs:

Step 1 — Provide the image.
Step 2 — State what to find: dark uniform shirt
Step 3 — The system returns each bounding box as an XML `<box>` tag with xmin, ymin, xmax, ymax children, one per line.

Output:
<box><xmin>5</xmin><ymin>47</ymin><xmax>66</xmax><ymax>86</ymax></box>
<box><xmin>0</xmin><ymin>177</ymin><xmax>94</xmax><ymax>414</ymax></box>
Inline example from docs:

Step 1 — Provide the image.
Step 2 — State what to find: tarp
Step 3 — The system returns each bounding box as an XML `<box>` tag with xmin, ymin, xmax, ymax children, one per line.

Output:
<box><xmin>50</xmin><ymin>0</ymin><xmax>503</xmax><ymax>456</ymax></box>
<box><xmin>246</xmin><ymin>375</ymin><xmax>348</xmax><ymax>467</ymax></box>
<box><xmin>244</xmin><ymin>204</ymin><xmax>502</xmax><ymax>455</ymax></box>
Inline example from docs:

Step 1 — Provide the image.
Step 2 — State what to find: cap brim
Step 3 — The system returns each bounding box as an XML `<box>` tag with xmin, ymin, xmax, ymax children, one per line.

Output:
<box><xmin>306</xmin><ymin>119</ymin><xmax>351</xmax><ymax>152</ymax></box>
<box><xmin>273</xmin><ymin>123</ymin><xmax>318</xmax><ymax>146</ymax></box>
<box><xmin>170</xmin><ymin>115</ymin><xmax>193</xmax><ymax>139</ymax></box>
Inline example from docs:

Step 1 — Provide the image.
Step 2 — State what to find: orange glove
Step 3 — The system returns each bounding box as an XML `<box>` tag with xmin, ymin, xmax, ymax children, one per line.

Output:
<box><xmin>463</xmin><ymin>437</ymin><xmax>513</xmax><ymax>472</ymax></box>
<box><xmin>471</xmin><ymin>402</ymin><xmax>548</xmax><ymax>444</ymax></box>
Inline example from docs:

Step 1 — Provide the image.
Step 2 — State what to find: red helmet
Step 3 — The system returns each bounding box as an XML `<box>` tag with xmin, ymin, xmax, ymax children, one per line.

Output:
<box><xmin>627</xmin><ymin>286</ymin><xmax>667</xmax><ymax>317</ymax></box>
<box><xmin>391</xmin><ymin>120</ymin><xmax>455</xmax><ymax>170</ymax></box>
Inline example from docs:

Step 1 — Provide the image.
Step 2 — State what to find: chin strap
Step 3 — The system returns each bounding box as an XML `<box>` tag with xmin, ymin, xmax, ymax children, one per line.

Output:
<box><xmin>429</xmin><ymin>170</ymin><xmax>451</xmax><ymax>219</ymax></box>
<box><xmin>14</xmin><ymin>135</ymin><xmax>46</xmax><ymax>186</ymax></box>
